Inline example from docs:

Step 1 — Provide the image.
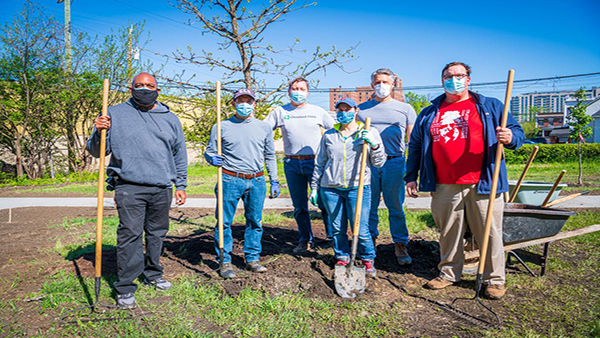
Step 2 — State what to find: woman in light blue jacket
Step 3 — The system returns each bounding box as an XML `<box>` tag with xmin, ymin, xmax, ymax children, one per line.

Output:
<box><xmin>310</xmin><ymin>98</ymin><xmax>386</xmax><ymax>277</ymax></box>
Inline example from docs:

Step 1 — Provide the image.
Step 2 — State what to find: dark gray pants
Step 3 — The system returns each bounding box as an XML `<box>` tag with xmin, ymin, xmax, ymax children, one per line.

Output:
<box><xmin>113</xmin><ymin>182</ymin><xmax>172</xmax><ymax>294</ymax></box>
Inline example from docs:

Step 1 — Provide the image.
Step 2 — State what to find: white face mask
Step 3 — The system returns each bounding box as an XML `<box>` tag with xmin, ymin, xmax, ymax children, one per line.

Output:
<box><xmin>374</xmin><ymin>83</ymin><xmax>392</xmax><ymax>98</ymax></box>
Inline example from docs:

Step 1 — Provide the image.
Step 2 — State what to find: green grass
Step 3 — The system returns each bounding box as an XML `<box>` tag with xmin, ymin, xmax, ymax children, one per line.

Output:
<box><xmin>34</xmin><ymin>271</ymin><xmax>406</xmax><ymax>337</ymax></box>
<box><xmin>506</xmin><ymin>161</ymin><xmax>600</xmax><ymax>192</ymax></box>
<box><xmin>13</xmin><ymin>160</ymin><xmax>291</xmax><ymax>196</ymax></box>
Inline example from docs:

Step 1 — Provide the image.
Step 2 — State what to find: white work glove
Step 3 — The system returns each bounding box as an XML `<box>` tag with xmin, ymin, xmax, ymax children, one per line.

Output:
<box><xmin>309</xmin><ymin>189</ymin><xmax>318</xmax><ymax>206</ymax></box>
<box><xmin>360</xmin><ymin>130</ymin><xmax>379</xmax><ymax>149</ymax></box>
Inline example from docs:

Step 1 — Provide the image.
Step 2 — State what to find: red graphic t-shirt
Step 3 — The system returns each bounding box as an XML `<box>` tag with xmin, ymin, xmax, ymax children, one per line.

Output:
<box><xmin>430</xmin><ymin>97</ymin><xmax>484</xmax><ymax>184</ymax></box>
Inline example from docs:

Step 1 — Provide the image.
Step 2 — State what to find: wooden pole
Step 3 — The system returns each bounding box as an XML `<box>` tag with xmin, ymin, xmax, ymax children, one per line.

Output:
<box><xmin>476</xmin><ymin>70</ymin><xmax>514</xmax><ymax>279</ymax></box>
<box><xmin>509</xmin><ymin>145</ymin><xmax>539</xmax><ymax>203</ymax></box>
<box><xmin>94</xmin><ymin>79</ymin><xmax>109</xmax><ymax>300</ymax></box>
<box><xmin>542</xmin><ymin>170</ymin><xmax>567</xmax><ymax>207</ymax></box>
<box><xmin>216</xmin><ymin>82</ymin><xmax>224</xmax><ymax>265</ymax></box>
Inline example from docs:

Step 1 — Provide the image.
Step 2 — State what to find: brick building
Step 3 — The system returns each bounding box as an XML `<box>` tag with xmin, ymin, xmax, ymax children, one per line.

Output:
<box><xmin>329</xmin><ymin>78</ymin><xmax>405</xmax><ymax>111</ymax></box>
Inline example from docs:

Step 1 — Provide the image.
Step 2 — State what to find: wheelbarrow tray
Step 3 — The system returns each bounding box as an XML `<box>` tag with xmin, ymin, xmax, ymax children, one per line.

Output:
<box><xmin>503</xmin><ymin>203</ymin><xmax>576</xmax><ymax>244</ymax></box>
<box><xmin>508</xmin><ymin>180</ymin><xmax>567</xmax><ymax>205</ymax></box>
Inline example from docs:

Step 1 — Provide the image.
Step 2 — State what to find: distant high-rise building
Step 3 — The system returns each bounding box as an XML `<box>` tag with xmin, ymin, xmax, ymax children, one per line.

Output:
<box><xmin>510</xmin><ymin>87</ymin><xmax>600</xmax><ymax>122</ymax></box>
<box><xmin>329</xmin><ymin>78</ymin><xmax>404</xmax><ymax>111</ymax></box>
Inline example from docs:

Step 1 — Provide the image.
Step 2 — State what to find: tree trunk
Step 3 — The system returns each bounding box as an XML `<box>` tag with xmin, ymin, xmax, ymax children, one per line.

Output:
<box><xmin>578</xmin><ymin>141</ymin><xmax>583</xmax><ymax>185</ymax></box>
<box><xmin>15</xmin><ymin>136</ymin><xmax>23</xmax><ymax>177</ymax></box>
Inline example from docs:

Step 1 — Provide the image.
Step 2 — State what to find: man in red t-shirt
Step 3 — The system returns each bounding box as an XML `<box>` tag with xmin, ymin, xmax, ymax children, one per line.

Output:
<box><xmin>405</xmin><ymin>62</ymin><xmax>522</xmax><ymax>300</ymax></box>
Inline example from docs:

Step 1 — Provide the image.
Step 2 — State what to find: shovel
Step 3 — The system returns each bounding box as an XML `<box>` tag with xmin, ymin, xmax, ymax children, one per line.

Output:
<box><xmin>215</xmin><ymin>81</ymin><xmax>225</xmax><ymax>271</ymax></box>
<box><xmin>335</xmin><ymin>117</ymin><xmax>371</xmax><ymax>299</ymax></box>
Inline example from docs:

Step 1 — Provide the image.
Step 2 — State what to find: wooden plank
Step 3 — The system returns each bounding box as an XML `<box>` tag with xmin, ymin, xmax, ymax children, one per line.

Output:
<box><xmin>464</xmin><ymin>224</ymin><xmax>600</xmax><ymax>260</ymax></box>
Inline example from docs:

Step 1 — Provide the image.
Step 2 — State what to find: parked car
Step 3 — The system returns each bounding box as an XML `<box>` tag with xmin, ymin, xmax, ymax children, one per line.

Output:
<box><xmin>524</xmin><ymin>137</ymin><xmax>548</xmax><ymax>144</ymax></box>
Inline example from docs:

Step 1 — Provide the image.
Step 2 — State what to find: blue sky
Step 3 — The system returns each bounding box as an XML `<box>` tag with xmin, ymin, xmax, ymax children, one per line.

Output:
<box><xmin>1</xmin><ymin>0</ymin><xmax>599</xmax><ymax>107</ymax></box>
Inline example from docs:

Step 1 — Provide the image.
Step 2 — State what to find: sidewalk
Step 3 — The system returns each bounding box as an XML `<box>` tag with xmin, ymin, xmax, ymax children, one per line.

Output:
<box><xmin>1</xmin><ymin>196</ymin><xmax>598</xmax><ymax>210</ymax></box>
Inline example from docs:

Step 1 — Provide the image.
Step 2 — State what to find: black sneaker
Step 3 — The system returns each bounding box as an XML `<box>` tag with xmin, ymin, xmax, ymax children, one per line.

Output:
<box><xmin>220</xmin><ymin>263</ymin><xmax>236</xmax><ymax>279</ymax></box>
<box><xmin>144</xmin><ymin>277</ymin><xmax>172</xmax><ymax>291</ymax></box>
<box><xmin>116</xmin><ymin>292</ymin><xmax>137</xmax><ymax>309</ymax></box>
<box><xmin>246</xmin><ymin>261</ymin><xmax>267</xmax><ymax>273</ymax></box>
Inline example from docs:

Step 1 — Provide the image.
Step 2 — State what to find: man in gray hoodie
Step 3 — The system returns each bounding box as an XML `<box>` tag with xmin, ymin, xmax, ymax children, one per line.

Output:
<box><xmin>86</xmin><ymin>72</ymin><xmax>187</xmax><ymax>309</ymax></box>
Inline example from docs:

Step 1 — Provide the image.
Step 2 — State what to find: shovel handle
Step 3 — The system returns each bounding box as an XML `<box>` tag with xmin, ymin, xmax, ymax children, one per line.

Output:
<box><xmin>216</xmin><ymin>82</ymin><xmax>224</xmax><ymax>251</ymax></box>
<box><xmin>509</xmin><ymin>145</ymin><xmax>539</xmax><ymax>203</ymax></box>
<box><xmin>350</xmin><ymin>118</ymin><xmax>371</xmax><ymax>262</ymax></box>
<box><xmin>541</xmin><ymin>170</ymin><xmax>566</xmax><ymax>207</ymax></box>
<box><xmin>545</xmin><ymin>190</ymin><xmax>589</xmax><ymax>207</ymax></box>
<box><xmin>477</xmin><ymin>69</ymin><xmax>514</xmax><ymax>277</ymax></box>
<box><xmin>95</xmin><ymin>79</ymin><xmax>109</xmax><ymax>279</ymax></box>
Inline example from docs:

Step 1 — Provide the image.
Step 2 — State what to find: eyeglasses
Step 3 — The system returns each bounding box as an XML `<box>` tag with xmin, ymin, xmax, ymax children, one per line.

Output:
<box><xmin>442</xmin><ymin>74</ymin><xmax>468</xmax><ymax>81</ymax></box>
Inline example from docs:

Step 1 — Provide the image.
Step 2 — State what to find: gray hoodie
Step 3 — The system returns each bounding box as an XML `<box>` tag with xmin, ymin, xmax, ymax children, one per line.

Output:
<box><xmin>86</xmin><ymin>99</ymin><xmax>188</xmax><ymax>190</ymax></box>
<box><xmin>311</xmin><ymin>122</ymin><xmax>386</xmax><ymax>190</ymax></box>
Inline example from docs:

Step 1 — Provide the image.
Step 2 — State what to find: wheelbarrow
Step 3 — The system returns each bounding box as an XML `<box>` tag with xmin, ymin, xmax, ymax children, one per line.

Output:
<box><xmin>464</xmin><ymin>203</ymin><xmax>600</xmax><ymax>277</ymax></box>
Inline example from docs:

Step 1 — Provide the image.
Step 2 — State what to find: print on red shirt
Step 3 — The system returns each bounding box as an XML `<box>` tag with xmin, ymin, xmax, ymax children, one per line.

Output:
<box><xmin>430</xmin><ymin>97</ymin><xmax>485</xmax><ymax>184</ymax></box>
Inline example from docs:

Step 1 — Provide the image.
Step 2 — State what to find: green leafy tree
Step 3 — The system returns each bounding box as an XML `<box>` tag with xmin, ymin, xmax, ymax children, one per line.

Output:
<box><xmin>0</xmin><ymin>0</ymin><xmax>62</xmax><ymax>178</ymax></box>
<box><xmin>521</xmin><ymin>121</ymin><xmax>540</xmax><ymax>138</ymax></box>
<box><xmin>405</xmin><ymin>92</ymin><xmax>430</xmax><ymax>114</ymax></box>
<box><xmin>566</xmin><ymin>88</ymin><xmax>593</xmax><ymax>185</ymax></box>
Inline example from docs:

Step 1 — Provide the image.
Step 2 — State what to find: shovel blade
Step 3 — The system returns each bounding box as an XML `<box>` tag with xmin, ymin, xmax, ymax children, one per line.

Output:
<box><xmin>334</xmin><ymin>265</ymin><xmax>366</xmax><ymax>298</ymax></box>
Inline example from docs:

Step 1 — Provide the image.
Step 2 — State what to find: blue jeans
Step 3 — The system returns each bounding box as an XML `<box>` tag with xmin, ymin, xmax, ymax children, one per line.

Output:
<box><xmin>284</xmin><ymin>158</ymin><xmax>332</xmax><ymax>243</ymax></box>
<box><xmin>321</xmin><ymin>186</ymin><xmax>375</xmax><ymax>261</ymax></box>
<box><xmin>369</xmin><ymin>156</ymin><xmax>409</xmax><ymax>244</ymax></box>
<box><xmin>214</xmin><ymin>174</ymin><xmax>266</xmax><ymax>263</ymax></box>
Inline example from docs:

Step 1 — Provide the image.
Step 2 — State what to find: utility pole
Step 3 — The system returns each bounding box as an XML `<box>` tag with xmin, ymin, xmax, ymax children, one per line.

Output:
<box><xmin>57</xmin><ymin>0</ymin><xmax>71</xmax><ymax>72</ymax></box>
<box><xmin>128</xmin><ymin>25</ymin><xmax>133</xmax><ymax>80</ymax></box>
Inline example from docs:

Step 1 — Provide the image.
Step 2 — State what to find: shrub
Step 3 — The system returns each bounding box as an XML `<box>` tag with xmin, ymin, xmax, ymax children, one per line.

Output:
<box><xmin>505</xmin><ymin>144</ymin><xmax>600</xmax><ymax>164</ymax></box>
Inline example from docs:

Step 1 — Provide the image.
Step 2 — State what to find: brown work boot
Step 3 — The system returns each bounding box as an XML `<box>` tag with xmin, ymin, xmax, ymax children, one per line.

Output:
<box><xmin>484</xmin><ymin>284</ymin><xmax>506</xmax><ymax>300</ymax></box>
<box><xmin>293</xmin><ymin>242</ymin><xmax>312</xmax><ymax>254</ymax></box>
<box><xmin>394</xmin><ymin>242</ymin><xmax>412</xmax><ymax>265</ymax></box>
<box><xmin>425</xmin><ymin>277</ymin><xmax>454</xmax><ymax>290</ymax></box>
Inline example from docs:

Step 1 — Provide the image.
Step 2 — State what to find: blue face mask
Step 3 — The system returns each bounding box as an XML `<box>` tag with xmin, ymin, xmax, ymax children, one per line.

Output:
<box><xmin>290</xmin><ymin>90</ymin><xmax>307</xmax><ymax>104</ymax></box>
<box><xmin>336</xmin><ymin>110</ymin><xmax>355</xmax><ymax>124</ymax></box>
<box><xmin>236</xmin><ymin>102</ymin><xmax>253</xmax><ymax>117</ymax></box>
<box><xmin>443</xmin><ymin>77</ymin><xmax>467</xmax><ymax>95</ymax></box>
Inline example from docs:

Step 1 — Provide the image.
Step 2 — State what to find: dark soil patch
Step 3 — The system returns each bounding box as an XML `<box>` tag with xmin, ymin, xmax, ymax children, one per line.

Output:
<box><xmin>0</xmin><ymin>207</ymin><xmax>599</xmax><ymax>337</ymax></box>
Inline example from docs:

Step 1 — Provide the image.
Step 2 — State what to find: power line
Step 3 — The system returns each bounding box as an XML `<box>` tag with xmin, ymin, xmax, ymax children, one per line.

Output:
<box><xmin>158</xmin><ymin>72</ymin><xmax>600</xmax><ymax>94</ymax></box>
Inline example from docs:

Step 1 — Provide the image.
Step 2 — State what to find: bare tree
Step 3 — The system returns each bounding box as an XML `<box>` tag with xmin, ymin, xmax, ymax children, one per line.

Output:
<box><xmin>156</xmin><ymin>0</ymin><xmax>357</xmax><ymax>99</ymax></box>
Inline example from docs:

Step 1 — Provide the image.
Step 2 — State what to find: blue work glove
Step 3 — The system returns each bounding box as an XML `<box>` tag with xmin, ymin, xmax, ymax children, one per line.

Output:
<box><xmin>210</xmin><ymin>155</ymin><xmax>224</xmax><ymax>166</ymax></box>
<box><xmin>309</xmin><ymin>189</ymin><xmax>318</xmax><ymax>206</ymax></box>
<box><xmin>360</xmin><ymin>130</ymin><xmax>379</xmax><ymax>149</ymax></box>
<box><xmin>270</xmin><ymin>181</ymin><xmax>280</xmax><ymax>198</ymax></box>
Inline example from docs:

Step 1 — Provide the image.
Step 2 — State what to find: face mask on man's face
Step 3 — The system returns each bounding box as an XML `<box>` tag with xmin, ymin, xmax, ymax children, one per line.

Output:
<box><xmin>236</xmin><ymin>102</ymin><xmax>253</xmax><ymax>117</ymax></box>
<box><xmin>290</xmin><ymin>90</ymin><xmax>307</xmax><ymax>104</ymax></box>
<box><xmin>132</xmin><ymin>87</ymin><xmax>159</xmax><ymax>108</ymax></box>
<box><xmin>374</xmin><ymin>83</ymin><xmax>392</xmax><ymax>99</ymax></box>
<box><xmin>336</xmin><ymin>110</ymin><xmax>355</xmax><ymax>124</ymax></box>
<box><xmin>443</xmin><ymin>77</ymin><xmax>467</xmax><ymax>95</ymax></box>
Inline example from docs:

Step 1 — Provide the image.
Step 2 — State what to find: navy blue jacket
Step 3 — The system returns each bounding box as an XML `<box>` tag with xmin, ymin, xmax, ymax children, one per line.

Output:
<box><xmin>404</xmin><ymin>92</ymin><xmax>524</xmax><ymax>195</ymax></box>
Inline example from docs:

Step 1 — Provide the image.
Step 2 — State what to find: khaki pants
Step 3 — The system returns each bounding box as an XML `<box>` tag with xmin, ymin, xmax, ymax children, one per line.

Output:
<box><xmin>430</xmin><ymin>184</ymin><xmax>505</xmax><ymax>285</ymax></box>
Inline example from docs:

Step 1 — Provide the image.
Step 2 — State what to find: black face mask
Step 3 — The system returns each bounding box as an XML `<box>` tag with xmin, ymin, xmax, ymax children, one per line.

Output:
<box><xmin>131</xmin><ymin>88</ymin><xmax>159</xmax><ymax>108</ymax></box>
